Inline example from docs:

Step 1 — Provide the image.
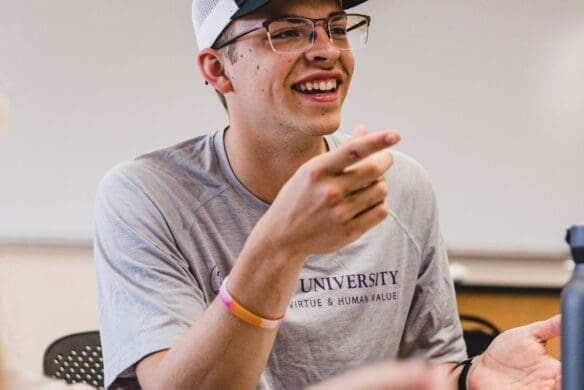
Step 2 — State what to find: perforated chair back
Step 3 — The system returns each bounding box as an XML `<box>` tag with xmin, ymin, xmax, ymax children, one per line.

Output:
<box><xmin>43</xmin><ymin>331</ymin><xmax>104</xmax><ymax>389</ymax></box>
<box><xmin>460</xmin><ymin>314</ymin><xmax>501</xmax><ymax>357</ymax></box>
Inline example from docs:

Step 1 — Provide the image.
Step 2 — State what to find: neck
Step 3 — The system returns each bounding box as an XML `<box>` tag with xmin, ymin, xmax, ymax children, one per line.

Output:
<box><xmin>224</xmin><ymin>125</ymin><xmax>329</xmax><ymax>203</ymax></box>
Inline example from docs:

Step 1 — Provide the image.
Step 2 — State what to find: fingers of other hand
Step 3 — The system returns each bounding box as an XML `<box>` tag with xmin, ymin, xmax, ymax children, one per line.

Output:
<box><xmin>317</xmin><ymin>130</ymin><xmax>400</xmax><ymax>175</ymax></box>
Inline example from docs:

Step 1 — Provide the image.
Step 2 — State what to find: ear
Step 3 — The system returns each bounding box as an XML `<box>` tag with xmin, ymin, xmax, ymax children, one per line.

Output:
<box><xmin>197</xmin><ymin>49</ymin><xmax>233</xmax><ymax>94</ymax></box>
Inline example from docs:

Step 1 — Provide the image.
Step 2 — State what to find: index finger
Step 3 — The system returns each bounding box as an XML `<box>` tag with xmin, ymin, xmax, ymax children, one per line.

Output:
<box><xmin>320</xmin><ymin>130</ymin><xmax>401</xmax><ymax>175</ymax></box>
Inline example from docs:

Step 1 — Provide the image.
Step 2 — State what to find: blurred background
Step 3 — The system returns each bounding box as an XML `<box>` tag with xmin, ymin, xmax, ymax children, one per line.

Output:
<box><xmin>1</xmin><ymin>0</ymin><xmax>583</xmax><ymax>379</ymax></box>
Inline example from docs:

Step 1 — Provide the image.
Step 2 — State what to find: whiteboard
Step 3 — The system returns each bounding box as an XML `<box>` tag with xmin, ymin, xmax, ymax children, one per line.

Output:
<box><xmin>1</xmin><ymin>0</ymin><xmax>583</xmax><ymax>252</ymax></box>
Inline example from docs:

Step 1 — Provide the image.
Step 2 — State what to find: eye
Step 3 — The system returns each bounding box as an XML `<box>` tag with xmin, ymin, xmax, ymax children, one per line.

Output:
<box><xmin>271</xmin><ymin>28</ymin><xmax>302</xmax><ymax>40</ymax></box>
<box><xmin>330</xmin><ymin>26</ymin><xmax>348</xmax><ymax>37</ymax></box>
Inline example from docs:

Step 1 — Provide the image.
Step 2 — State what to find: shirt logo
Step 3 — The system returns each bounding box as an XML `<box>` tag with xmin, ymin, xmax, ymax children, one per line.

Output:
<box><xmin>290</xmin><ymin>270</ymin><xmax>400</xmax><ymax>310</ymax></box>
<box><xmin>209</xmin><ymin>265</ymin><xmax>223</xmax><ymax>294</ymax></box>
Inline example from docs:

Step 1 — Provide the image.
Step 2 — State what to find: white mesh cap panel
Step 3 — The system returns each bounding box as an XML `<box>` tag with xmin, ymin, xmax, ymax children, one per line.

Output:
<box><xmin>192</xmin><ymin>0</ymin><xmax>239</xmax><ymax>50</ymax></box>
<box><xmin>193</xmin><ymin>0</ymin><xmax>220</xmax><ymax>27</ymax></box>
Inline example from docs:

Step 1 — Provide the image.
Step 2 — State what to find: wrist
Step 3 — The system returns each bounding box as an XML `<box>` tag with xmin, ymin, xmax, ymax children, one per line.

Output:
<box><xmin>220</xmin><ymin>276</ymin><xmax>286</xmax><ymax>328</ymax></box>
<box><xmin>466</xmin><ymin>355</ymin><xmax>481</xmax><ymax>390</ymax></box>
<box><xmin>228</xmin><ymin>227</ymin><xmax>307</xmax><ymax>319</ymax></box>
<box><xmin>242</xmin><ymin>221</ymin><xmax>308</xmax><ymax>274</ymax></box>
<box><xmin>253</xmin><ymin>215</ymin><xmax>309</xmax><ymax>261</ymax></box>
<box><xmin>450</xmin><ymin>357</ymin><xmax>475</xmax><ymax>390</ymax></box>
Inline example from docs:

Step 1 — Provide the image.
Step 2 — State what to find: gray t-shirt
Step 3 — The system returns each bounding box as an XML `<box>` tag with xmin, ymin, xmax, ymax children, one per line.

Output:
<box><xmin>94</xmin><ymin>128</ymin><xmax>466</xmax><ymax>389</ymax></box>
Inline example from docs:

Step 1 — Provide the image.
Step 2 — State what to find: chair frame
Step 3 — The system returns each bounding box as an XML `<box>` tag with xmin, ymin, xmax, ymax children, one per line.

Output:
<box><xmin>43</xmin><ymin>330</ymin><xmax>103</xmax><ymax>389</ymax></box>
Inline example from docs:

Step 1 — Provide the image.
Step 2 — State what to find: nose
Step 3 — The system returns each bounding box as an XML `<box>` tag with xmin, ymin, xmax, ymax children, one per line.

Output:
<box><xmin>304</xmin><ymin>25</ymin><xmax>340</xmax><ymax>64</ymax></box>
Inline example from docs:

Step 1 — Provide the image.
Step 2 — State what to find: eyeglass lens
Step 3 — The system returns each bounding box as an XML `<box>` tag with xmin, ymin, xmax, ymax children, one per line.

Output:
<box><xmin>267</xmin><ymin>14</ymin><xmax>369</xmax><ymax>54</ymax></box>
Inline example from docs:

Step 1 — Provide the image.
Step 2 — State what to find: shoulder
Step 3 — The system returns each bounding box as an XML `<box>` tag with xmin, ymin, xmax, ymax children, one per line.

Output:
<box><xmin>96</xmin><ymin>133</ymin><xmax>225</xmax><ymax>203</ymax></box>
<box><xmin>388</xmin><ymin>150</ymin><xmax>433</xmax><ymax>195</ymax></box>
<box><xmin>386</xmin><ymin>150</ymin><xmax>441</xmax><ymax>246</ymax></box>
<box><xmin>387</xmin><ymin>149</ymin><xmax>436</xmax><ymax>210</ymax></box>
<box><xmin>96</xmin><ymin>135</ymin><xmax>226</xmax><ymax>221</ymax></box>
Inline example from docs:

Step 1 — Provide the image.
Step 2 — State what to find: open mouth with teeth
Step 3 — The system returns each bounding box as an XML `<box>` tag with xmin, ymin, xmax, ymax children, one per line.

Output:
<box><xmin>292</xmin><ymin>79</ymin><xmax>339</xmax><ymax>94</ymax></box>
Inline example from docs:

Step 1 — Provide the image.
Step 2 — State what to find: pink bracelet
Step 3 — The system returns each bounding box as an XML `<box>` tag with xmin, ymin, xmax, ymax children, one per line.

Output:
<box><xmin>219</xmin><ymin>276</ymin><xmax>286</xmax><ymax>329</ymax></box>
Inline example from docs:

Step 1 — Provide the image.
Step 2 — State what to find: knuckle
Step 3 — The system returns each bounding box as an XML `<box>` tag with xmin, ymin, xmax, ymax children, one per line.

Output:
<box><xmin>347</xmin><ymin>147</ymin><xmax>362</xmax><ymax>162</ymax></box>
<box><xmin>305</xmin><ymin>162</ymin><xmax>324</xmax><ymax>182</ymax></box>
<box><xmin>377</xmin><ymin>180</ymin><xmax>389</xmax><ymax>197</ymax></box>
<box><xmin>320</xmin><ymin>185</ymin><xmax>342</xmax><ymax>206</ymax></box>
<box><xmin>363</xmin><ymin>163</ymin><xmax>379</xmax><ymax>178</ymax></box>
<box><xmin>377</xmin><ymin>202</ymin><xmax>390</xmax><ymax>218</ymax></box>
<box><xmin>333</xmin><ymin>205</ymin><xmax>350</xmax><ymax>222</ymax></box>
<box><xmin>342</xmin><ymin>225</ymin><xmax>357</xmax><ymax>240</ymax></box>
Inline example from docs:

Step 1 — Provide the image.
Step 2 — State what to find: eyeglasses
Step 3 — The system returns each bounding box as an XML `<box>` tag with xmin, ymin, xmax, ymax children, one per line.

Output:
<box><xmin>213</xmin><ymin>12</ymin><xmax>371</xmax><ymax>54</ymax></box>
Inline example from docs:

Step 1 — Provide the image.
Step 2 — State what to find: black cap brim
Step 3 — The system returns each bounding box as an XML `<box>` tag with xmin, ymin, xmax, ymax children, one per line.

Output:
<box><xmin>232</xmin><ymin>0</ymin><xmax>368</xmax><ymax>19</ymax></box>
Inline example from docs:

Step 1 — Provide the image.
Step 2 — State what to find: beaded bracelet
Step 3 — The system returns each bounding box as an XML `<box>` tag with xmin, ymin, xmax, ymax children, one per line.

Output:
<box><xmin>219</xmin><ymin>276</ymin><xmax>286</xmax><ymax>329</ymax></box>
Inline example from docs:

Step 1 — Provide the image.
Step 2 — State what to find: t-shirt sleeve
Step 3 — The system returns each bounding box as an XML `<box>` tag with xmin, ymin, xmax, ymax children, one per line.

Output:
<box><xmin>94</xmin><ymin>162</ymin><xmax>206</xmax><ymax>389</ymax></box>
<box><xmin>393</xmin><ymin>155</ymin><xmax>467</xmax><ymax>363</ymax></box>
<box><xmin>398</xmin><ymin>232</ymin><xmax>468</xmax><ymax>362</ymax></box>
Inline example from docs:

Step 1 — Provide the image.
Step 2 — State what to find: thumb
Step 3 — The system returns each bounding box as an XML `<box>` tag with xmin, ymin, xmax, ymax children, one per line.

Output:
<box><xmin>529</xmin><ymin>314</ymin><xmax>561</xmax><ymax>342</ymax></box>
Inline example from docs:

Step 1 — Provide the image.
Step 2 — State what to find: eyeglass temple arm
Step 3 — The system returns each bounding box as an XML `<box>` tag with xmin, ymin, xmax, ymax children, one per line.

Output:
<box><xmin>346</xmin><ymin>19</ymin><xmax>368</xmax><ymax>33</ymax></box>
<box><xmin>213</xmin><ymin>26</ymin><xmax>263</xmax><ymax>50</ymax></box>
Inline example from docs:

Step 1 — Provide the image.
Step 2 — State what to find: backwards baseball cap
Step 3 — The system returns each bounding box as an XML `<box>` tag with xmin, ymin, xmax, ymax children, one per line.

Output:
<box><xmin>192</xmin><ymin>0</ymin><xmax>369</xmax><ymax>50</ymax></box>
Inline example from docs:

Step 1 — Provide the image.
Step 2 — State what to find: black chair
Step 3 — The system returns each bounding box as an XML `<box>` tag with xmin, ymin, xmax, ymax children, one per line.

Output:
<box><xmin>43</xmin><ymin>331</ymin><xmax>104</xmax><ymax>389</ymax></box>
<box><xmin>460</xmin><ymin>314</ymin><xmax>501</xmax><ymax>357</ymax></box>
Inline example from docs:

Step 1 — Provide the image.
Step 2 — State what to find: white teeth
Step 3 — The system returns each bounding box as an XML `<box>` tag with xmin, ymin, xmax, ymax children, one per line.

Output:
<box><xmin>296</xmin><ymin>79</ymin><xmax>338</xmax><ymax>92</ymax></box>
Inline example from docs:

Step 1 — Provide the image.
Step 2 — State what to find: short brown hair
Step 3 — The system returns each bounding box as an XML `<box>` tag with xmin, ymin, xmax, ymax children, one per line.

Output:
<box><xmin>213</xmin><ymin>23</ymin><xmax>239</xmax><ymax>110</ymax></box>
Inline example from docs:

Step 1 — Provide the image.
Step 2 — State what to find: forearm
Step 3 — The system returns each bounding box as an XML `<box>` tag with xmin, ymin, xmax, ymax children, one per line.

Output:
<box><xmin>141</xmin><ymin>300</ymin><xmax>276</xmax><ymax>389</ymax></box>
<box><xmin>227</xmin><ymin>221</ymin><xmax>307</xmax><ymax>319</ymax></box>
<box><xmin>138</xmin><ymin>231</ymin><xmax>306</xmax><ymax>389</ymax></box>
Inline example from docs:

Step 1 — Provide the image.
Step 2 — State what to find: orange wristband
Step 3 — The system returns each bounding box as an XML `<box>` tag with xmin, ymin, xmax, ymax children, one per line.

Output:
<box><xmin>219</xmin><ymin>276</ymin><xmax>286</xmax><ymax>329</ymax></box>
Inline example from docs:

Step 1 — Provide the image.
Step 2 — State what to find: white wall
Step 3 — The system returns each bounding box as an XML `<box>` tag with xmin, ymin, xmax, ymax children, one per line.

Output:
<box><xmin>1</xmin><ymin>0</ymin><xmax>584</xmax><ymax>251</ymax></box>
<box><xmin>0</xmin><ymin>0</ymin><xmax>220</xmax><ymax>243</ymax></box>
<box><xmin>1</xmin><ymin>0</ymin><xmax>583</xmax><ymax>251</ymax></box>
<box><xmin>354</xmin><ymin>0</ymin><xmax>584</xmax><ymax>251</ymax></box>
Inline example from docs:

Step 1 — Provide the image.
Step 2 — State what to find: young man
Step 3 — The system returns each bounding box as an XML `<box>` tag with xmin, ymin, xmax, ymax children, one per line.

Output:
<box><xmin>95</xmin><ymin>0</ymin><xmax>561</xmax><ymax>388</ymax></box>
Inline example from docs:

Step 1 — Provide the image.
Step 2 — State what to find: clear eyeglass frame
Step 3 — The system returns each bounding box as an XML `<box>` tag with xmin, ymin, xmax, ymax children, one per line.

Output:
<box><xmin>213</xmin><ymin>12</ymin><xmax>371</xmax><ymax>54</ymax></box>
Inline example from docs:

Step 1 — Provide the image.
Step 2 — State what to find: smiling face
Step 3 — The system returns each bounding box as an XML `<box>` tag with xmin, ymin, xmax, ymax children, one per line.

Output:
<box><xmin>220</xmin><ymin>0</ymin><xmax>355</xmax><ymax>142</ymax></box>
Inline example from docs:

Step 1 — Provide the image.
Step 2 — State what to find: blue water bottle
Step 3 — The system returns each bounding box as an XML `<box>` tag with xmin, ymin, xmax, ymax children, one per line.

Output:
<box><xmin>562</xmin><ymin>225</ymin><xmax>584</xmax><ymax>390</ymax></box>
